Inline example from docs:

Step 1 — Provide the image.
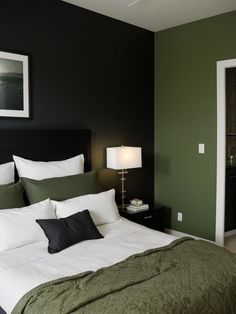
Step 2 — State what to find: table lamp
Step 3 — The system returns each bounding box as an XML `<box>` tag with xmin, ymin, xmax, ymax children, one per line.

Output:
<box><xmin>106</xmin><ymin>146</ymin><xmax>142</xmax><ymax>209</ymax></box>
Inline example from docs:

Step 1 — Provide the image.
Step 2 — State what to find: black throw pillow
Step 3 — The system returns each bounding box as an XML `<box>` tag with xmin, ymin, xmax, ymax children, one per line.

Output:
<box><xmin>36</xmin><ymin>210</ymin><xmax>103</xmax><ymax>254</ymax></box>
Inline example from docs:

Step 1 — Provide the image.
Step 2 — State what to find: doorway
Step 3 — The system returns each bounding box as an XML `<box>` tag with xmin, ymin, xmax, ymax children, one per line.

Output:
<box><xmin>216</xmin><ymin>59</ymin><xmax>236</xmax><ymax>248</ymax></box>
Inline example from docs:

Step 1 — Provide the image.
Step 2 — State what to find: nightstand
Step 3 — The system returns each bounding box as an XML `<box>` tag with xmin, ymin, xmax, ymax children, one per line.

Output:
<box><xmin>119</xmin><ymin>205</ymin><xmax>166</xmax><ymax>232</ymax></box>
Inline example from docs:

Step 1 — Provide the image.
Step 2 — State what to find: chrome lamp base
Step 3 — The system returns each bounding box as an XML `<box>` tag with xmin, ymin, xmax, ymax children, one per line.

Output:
<box><xmin>118</xmin><ymin>169</ymin><xmax>128</xmax><ymax>209</ymax></box>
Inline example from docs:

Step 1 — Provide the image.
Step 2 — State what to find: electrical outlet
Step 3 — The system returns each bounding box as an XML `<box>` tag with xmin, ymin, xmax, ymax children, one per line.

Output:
<box><xmin>177</xmin><ymin>212</ymin><xmax>183</xmax><ymax>222</ymax></box>
<box><xmin>198</xmin><ymin>143</ymin><xmax>205</xmax><ymax>154</ymax></box>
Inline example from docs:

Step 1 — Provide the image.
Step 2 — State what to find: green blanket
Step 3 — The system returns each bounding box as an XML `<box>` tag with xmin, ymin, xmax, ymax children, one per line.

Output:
<box><xmin>12</xmin><ymin>238</ymin><xmax>236</xmax><ymax>314</ymax></box>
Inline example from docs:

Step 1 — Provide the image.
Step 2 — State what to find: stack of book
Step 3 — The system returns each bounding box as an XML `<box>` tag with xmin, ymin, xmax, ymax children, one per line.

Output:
<box><xmin>127</xmin><ymin>203</ymin><xmax>149</xmax><ymax>213</ymax></box>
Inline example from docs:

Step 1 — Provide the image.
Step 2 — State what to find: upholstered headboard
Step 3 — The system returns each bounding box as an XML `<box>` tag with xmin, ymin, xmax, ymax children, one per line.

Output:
<box><xmin>0</xmin><ymin>129</ymin><xmax>91</xmax><ymax>172</ymax></box>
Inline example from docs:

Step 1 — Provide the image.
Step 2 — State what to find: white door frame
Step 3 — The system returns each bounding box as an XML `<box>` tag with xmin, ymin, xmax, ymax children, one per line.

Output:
<box><xmin>216</xmin><ymin>58</ymin><xmax>236</xmax><ymax>246</ymax></box>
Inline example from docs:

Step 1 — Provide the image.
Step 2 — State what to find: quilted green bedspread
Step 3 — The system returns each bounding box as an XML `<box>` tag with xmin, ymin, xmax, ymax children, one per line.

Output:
<box><xmin>12</xmin><ymin>238</ymin><xmax>236</xmax><ymax>314</ymax></box>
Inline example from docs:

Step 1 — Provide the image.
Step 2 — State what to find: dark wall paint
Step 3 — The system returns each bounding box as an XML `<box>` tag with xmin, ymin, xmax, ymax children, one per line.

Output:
<box><xmin>0</xmin><ymin>0</ymin><xmax>154</xmax><ymax>204</ymax></box>
<box><xmin>155</xmin><ymin>10</ymin><xmax>236</xmax><ymax>240</ymax></box>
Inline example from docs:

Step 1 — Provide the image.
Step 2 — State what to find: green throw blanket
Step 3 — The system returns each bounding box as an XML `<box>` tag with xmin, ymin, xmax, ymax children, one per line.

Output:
<box><xmin>12</xmin><ymin>238</ymin><xmax>236</xmax><ymax>314</ymax></box>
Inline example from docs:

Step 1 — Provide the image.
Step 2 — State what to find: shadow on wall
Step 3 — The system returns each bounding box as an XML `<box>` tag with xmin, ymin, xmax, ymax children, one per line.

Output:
<box><xmin>156</xmin><ymin>154</ymin><xmax>170</xmax><ymax>175</ymax></box>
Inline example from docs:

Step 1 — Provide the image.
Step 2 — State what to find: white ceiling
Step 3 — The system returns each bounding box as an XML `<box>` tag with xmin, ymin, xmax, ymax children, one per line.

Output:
<box><xmin>62</xmin><ymin>0</ymin><xmax>236</xmax><ymax>32</ymax></box>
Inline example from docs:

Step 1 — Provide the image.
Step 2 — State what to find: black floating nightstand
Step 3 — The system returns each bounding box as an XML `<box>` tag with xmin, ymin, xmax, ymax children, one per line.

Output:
<box><xmin>119</xmin><ymin>205</ymin><xmax>167</xmax><ymax>232</ymax></box>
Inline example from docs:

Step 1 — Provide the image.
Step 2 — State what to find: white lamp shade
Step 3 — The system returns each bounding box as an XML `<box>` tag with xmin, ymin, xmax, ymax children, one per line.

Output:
<box><xmin>106</xmin><ymin>146</ymin><xmax>142</xmax><ymax>170</ymax></box>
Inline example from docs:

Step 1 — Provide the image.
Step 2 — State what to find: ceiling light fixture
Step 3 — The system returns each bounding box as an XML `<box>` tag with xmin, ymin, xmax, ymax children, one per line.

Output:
<box><xmin>128</xmin><ymin>0</ymin><xmax>144</xmax><ymax>7</ymax></box>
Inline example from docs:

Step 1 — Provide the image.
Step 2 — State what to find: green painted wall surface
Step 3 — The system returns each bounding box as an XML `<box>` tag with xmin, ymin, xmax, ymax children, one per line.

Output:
<box><xmin>155</xmin><ymin>10</ymin><xmax>236</xmax><ymax>241</ymax></box>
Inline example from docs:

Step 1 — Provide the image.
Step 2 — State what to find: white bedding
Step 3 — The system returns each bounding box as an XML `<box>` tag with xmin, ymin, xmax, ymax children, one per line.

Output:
<box><xmin>0</xmin><ymin>218</ymin><xmax>177</xmax><ymax>313</ymax></box>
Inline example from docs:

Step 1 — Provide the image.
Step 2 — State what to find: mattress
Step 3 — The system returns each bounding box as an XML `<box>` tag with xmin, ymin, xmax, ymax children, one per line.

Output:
<box><xmin>0</xmin><ymin>218</ymin><xmax>177</xmax><ymax>313</ymax></box>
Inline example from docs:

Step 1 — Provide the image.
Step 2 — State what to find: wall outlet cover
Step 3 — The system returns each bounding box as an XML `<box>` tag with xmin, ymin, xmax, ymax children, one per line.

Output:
<box><xmin>198</xmin><ymin>143</ymin><xmax>205</xmax><ymax>154</ymax></box>
<box><xmin>177</xmin><ymin>212</ymin><xmax>183</xmax><ymax>222</ymax></box>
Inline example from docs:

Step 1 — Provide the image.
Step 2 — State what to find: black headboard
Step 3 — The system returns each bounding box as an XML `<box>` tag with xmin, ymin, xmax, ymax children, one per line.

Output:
<box><xmin>0</xmin><ymin>129</ymin><xmax>91</xmax><ymax>172</ymax></box>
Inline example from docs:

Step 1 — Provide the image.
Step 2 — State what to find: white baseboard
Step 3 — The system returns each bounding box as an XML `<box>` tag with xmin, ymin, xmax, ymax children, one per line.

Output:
<box><xmin>224</xmin><ymin>229</ymin><xmax>236</xmax><ymax>238</ymax></box>
<box><xmin>165</xmin><ymin>228</ymin><xmax>215</xmax><ymax>244</ymax></box>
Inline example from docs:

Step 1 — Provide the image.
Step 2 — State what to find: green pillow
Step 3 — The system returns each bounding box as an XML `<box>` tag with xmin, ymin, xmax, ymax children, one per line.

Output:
<box><xmin>0</xmin><ymin>182</ymin><xmax>25</xmax><ymax>209</ymax></box>
<box><xmin>21</xmin><ymin>171</ymin><xmax>102</xmax><ymax>204</ymax></box>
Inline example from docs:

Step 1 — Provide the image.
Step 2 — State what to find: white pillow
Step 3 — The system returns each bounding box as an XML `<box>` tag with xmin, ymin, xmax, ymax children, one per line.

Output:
<box><xmin>0</xmin><ymin>162</ymin><xmax>14</xmax><ymax>184</ymax></box>
<box><xmin>0</xmin><ymin>199</ymin><xmax>56</xmax><ymax>251</ymax></box>
<box><xmin>53</xmin><ymin>189</ymin><xmax>120</xmax><ymax>226</ymax></box>
<box><xmin>13</xmin><ymin>154</ymin><xmax>84</xmax><ymax>180</ymax></box>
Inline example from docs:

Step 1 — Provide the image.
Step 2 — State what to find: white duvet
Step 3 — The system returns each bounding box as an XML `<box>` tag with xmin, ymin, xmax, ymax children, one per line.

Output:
<box><xmin>0</xmin><ymin>218</ymin><xmax>177</xmax><ymax>313</ymax></box>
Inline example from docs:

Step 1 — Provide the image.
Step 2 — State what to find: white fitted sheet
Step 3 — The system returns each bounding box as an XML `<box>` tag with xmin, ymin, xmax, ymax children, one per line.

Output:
<box><xmin>0</xmin><ymin>218</ymin><xmax>177</xmax><ymax>313</ymax></box>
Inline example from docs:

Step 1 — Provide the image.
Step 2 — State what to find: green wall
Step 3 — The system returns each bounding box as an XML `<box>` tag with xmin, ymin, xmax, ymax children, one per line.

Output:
<box><xmin>155</xmin><ymin>10</ymin><xmax>236</xmax><ymax>241</ymax></box>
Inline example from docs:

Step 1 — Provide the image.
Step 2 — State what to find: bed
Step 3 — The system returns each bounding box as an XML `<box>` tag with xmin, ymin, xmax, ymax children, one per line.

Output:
<box><xmin>0</xmin><ymin>129</ymin><xmax>236</xmax><ymax>314</ymax></box>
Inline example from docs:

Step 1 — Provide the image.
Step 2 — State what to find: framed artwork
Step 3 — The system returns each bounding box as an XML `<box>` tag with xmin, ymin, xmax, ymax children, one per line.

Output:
<box><xmin>0</xmin><ymin>50</ymin><xmax>29</xmax><ymax>118</ymax></box>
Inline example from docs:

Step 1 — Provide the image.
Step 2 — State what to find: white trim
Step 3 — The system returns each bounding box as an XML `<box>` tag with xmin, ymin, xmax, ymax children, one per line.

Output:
<box><xmin>224</xmin><ymin>229</ymin><xmax>236</xmax><ymax>238</ymax></box>
<box><xmin>216</xmin><ymin>58</ymin><xmax>236</xmax><ymax>246</ymax></box>
<box><xmin>165</xmin><ymin>228</ymin><xmax>215</xmax><ymax>244</ymax></box>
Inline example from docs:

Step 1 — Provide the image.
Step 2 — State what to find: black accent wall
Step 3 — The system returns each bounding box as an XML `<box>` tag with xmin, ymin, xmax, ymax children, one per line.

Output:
<box><xmin>0</xmin><ymin>0</ymin><xmax>154</xmax><ymax>204</ymax></box>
